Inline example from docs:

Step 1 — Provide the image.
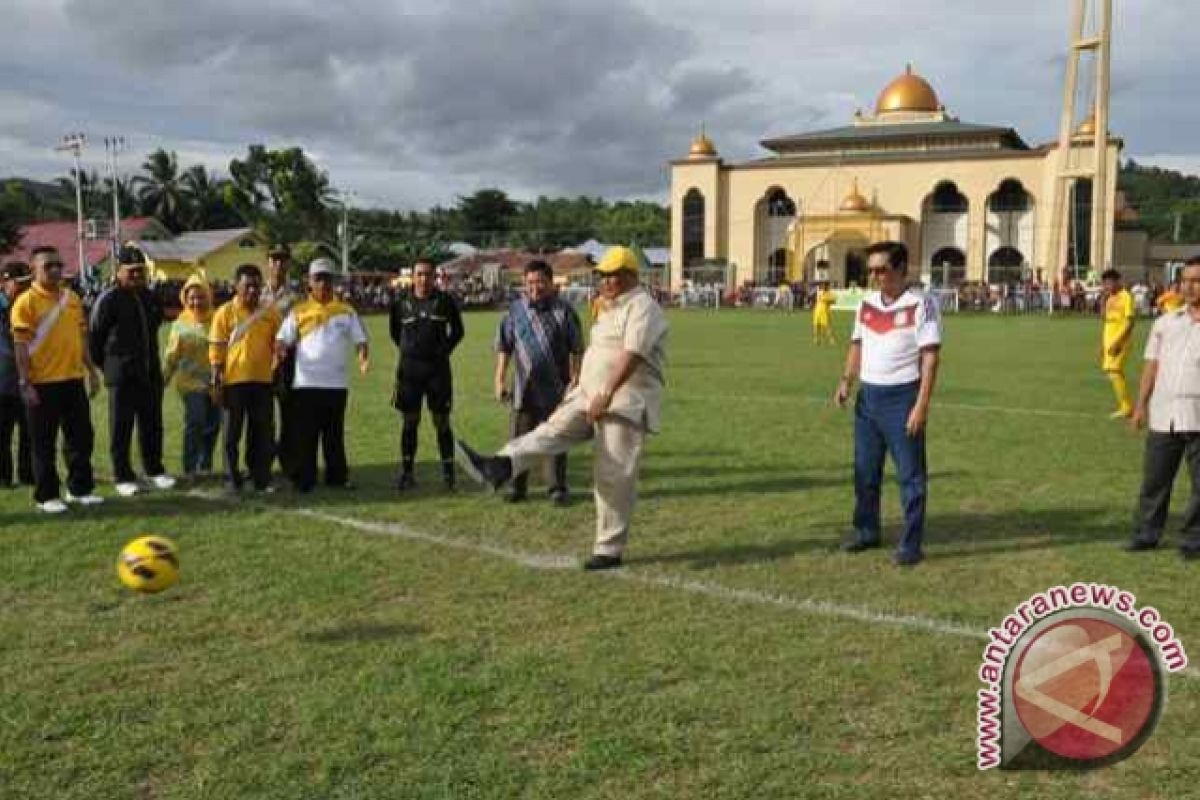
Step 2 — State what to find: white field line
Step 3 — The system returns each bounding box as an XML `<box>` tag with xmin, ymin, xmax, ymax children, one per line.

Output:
<box><xmin>197</xmin><ymin>497</ymin><xmax>1195</xmax><ymax>682</ymax></box>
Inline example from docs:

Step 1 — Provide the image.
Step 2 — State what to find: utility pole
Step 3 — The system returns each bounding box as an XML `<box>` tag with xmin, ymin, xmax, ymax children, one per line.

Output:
<box><xmin>104</xmin><ymin>136</ymin><xmax>125</xmax><ymax>265</ymax></box>
<box><xmin>338</xmin><ymin>190</ymin><xmax>355</xmax><ymax>275</ymax></box>
<box><xmin>54</xmin><ymin>132</ymin><xmax>88</xmax><ymax>289</ymax></box>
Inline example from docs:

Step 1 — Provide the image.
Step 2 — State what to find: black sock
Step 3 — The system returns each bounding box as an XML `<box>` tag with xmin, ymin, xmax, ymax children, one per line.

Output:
<box><xmin>401</xmin><ymin>421</ymin><xmax>418</xmax><ymax>474</ymax></box>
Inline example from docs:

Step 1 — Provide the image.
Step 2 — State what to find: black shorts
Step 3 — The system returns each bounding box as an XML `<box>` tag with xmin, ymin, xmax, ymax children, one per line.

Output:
<box><xmin>393</xmin><ymin>359</ymin><xmax>453</xmax><ymax>415</ymax></box>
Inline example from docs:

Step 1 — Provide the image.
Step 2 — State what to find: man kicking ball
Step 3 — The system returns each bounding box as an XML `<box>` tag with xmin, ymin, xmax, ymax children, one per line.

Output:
<box><xmin>456</xmin><ymin>246</ymin><xmax>668</xmax><ymax>571</ymax></box>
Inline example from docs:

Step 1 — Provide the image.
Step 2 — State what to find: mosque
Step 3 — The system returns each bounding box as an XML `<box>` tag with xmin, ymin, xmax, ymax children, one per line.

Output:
<box><xmin>668</xmin><ymin>65</ymin><xmax>1132</xmax><ymax>290</ymax></box>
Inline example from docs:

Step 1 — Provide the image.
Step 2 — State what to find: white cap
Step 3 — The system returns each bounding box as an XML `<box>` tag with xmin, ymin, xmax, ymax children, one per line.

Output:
<box><xmin>309</xmin><ymin>258</ymin><xmax>337</xmax><ymax>277</ymax></box>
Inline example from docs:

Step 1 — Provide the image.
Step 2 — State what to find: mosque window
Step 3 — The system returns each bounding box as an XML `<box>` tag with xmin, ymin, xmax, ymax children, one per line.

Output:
<box><xmin>682</xmin><ymin>189</ymin><xmax>705</xmax><ymax>267</ymax></box>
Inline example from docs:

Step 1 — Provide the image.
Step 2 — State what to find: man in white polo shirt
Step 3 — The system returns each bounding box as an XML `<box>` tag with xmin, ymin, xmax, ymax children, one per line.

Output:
<box><xmin>1127</xmin><ymin>255</ymin><xmax>1200</xmax><ymax>558</ymax></box>
<box><xmin>834</xmin><ymin>241</ymin><xmax>942</xmax><ymax>566</ymax></box>
<box><xmin>275</xmin><ymin>258</ymin><xmax>369</xmax><ymax>493</ymax></box>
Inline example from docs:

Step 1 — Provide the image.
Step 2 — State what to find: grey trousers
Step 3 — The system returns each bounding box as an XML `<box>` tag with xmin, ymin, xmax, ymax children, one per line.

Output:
<box><xmin>500</xmin><ymin>391</ymin><xmax>645</xmax><ymax>556</ymax></box>
<box><xmin>1134</xmin><ymin>430</ymin><xmax>1200</xmax><ymax>551</ymax></box>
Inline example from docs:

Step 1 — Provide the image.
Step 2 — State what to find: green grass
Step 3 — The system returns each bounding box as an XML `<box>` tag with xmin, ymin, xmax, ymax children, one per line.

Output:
<box><xmin>2</xmin><ymin>308</ymin><xmax>1198</xmax><ymax>799</ymax></box>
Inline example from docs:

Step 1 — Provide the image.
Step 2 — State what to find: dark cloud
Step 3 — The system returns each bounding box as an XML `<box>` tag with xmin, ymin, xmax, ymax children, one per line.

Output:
<box><xmin>0</xmin><ymin>0</ymin><xmax>1196</xmax><ymax>206</ymax></box>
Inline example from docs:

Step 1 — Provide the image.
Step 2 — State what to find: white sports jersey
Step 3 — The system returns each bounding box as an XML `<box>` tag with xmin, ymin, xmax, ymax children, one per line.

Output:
<box><xmin>277</xmin><ymin>299</ymin><xmax>368</xmax><ymax>389</ymax></box>
<box><xmin>851</xmin><ymin>289</ymin><xmax>942</xmax><ymax>386</ymax></box>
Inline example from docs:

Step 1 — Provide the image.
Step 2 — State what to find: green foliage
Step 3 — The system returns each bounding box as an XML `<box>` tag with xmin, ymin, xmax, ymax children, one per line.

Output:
<box><xmin>456</xmin><ymin>188</ymin><xmax>520</xmax><ymax>246</ymax></box>
<box><xmin>133</xmin><ymin>149</ymin><xmax>184</xmax><ymax>231</ymax></box>
<box><xmin>226</xmin><ymin>145</ymin><xmax>335</xmax><ymax>245</ymax></box>
<box><xmin>1119</xmin><ymin>160</ymin><xmax>1200</xmax><ymax>242</ymax></box>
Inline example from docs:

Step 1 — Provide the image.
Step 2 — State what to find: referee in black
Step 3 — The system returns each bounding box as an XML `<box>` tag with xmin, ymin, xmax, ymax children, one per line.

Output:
<box><xmin>390</xmin><ymin>259</ymin><xmax>464</xmax><ymax>490</ymax></box>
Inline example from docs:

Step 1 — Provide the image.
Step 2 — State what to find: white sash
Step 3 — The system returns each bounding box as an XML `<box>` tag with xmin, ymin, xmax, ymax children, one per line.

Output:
<box><xmin>227</xmin><ymin>305</ymin><xmax>268</xmax><ymax>349</ymax></box>
<box><xmin>28</xmin><ymin>291</ymin><xmax>71</xmax><ymax>356</ymax></box>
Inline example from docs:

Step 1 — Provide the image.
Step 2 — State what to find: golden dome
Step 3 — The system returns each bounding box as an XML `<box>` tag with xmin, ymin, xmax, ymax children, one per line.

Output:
<box><xmin>1074</xmin><ymin>113</ymin><xmax>1104</xmax><ymax>139</ymax></box>
<box><xmin>875</xmin><ymin>64</ymin><xmax>941</xmax><ymax>115</ymax></box>
<box><xmin>840</xmin><ymin>179</ymin><xmax>871</xmax><ymax>212</ymax></box>
<box><xmin>689</xmin><ymin>132</ymin><xmax>717</xmax><ymax>158</ymax></box>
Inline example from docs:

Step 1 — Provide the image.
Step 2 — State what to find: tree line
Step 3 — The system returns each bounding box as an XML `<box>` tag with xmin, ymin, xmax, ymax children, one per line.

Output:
<box><xmin>0</xmin><ymin>146</ymin><xmax>669</xmax><ymax>271</ymax></box>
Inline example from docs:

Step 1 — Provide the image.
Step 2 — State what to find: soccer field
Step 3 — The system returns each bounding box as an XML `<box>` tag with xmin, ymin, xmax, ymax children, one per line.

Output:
<box><xmin>2</xmin><ymin>308</ymin><xmax>1196</xmax><ymax>799</ymax></box>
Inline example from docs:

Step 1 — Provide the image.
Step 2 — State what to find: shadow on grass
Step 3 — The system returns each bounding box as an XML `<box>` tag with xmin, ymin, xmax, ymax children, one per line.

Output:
<box><xmin>300</xmin><ymin>622</ymin><xmax>426</xmax><ymax>644</ymax></box>
<box><xmin>631</xmin><ymin>505</ymin><xmax>1128</xmax><ymax>569</ymax></box>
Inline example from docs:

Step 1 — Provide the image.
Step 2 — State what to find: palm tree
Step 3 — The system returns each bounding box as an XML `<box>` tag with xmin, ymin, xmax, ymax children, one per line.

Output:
<box><xmin>133</xmin><ymin>149</ymin><xmax>183</xmax><ymax>231</ymax></box>
<box><xmin>100</xmin><ymin>175</ymin><xmax>137</xmax><ymax>220</ymax></box>
<box><xmin>180</xmin><ymin>164</ymin><xmax>237</xmax><ymax>231</ymax></box>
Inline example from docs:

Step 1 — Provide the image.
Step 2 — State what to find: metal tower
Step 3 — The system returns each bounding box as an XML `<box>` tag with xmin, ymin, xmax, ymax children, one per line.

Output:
<box><xmin>1047</xmin><ymin>0</ymin><xmax>1114</xmax><ymax>280</ymax></box>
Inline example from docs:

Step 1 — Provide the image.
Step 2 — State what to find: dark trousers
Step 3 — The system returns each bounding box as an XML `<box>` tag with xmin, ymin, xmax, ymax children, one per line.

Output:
<box><xmin>290</xmin><ymin>388</ymin><xmax>349</xmax><ymax>491</ymax></box>
<box><xmin>0</xmin><ymin>393</ymin><xmax>32</xmax><ymax>486</ymax></box>
<box><xmin>510</xmin><ymin>405</ymin><xmax>567</xmax><ymax>496</ymax></box>
<box><xmin>181</xmin><ymin>390</ymin><xmax>221</xmax><ymax>474</ymax></box>
<box><xmin>1133</xmin><ymin>431</ymin><xmax>1200</xmax><ymax>552</ymax></box>
<box><xmin>107</xmin><ymin>379</ymin><xmax>166</xmax><ymax>482</ymax></box>
<box><xmin>853</xmin><ymin>381</ymin><xmax>927</xmax><ymax>556</ymax></box>
<box><xmin>27</xmin><ymin>379</ymin><xmax>95</xmax><ymax>503</ymax></box>
<box><xmin>222</xmin><ymin>382</ymin><xmax>274</xmax><ymax>490</ymax></box>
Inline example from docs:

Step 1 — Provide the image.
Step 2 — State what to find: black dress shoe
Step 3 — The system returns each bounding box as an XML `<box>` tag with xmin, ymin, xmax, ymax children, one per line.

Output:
<box><xmin>503</xmin><ymin>490</ymin><xmax>526</xmax><ymax>504</ymax></box>
<box><xmin>841</xmin><ymin>538</ymin><xmax>881</xmax><ymax>553</ymax></box>
<box><xmin>549</xmin><ymin>489</ymin><xmax>570</xmax><ymax>507</ymax></box>
<box><xmin>583</xmin><ymin>554</ymin><xmax>623</xmax><ymax>571</ymax></box>
<box><xmin>1123</xmin><ymin>538</ymin><xmax>1159</xmax><ymax>552</ymax></box>
<box><xmin>891</xmin><ymin>550</ymin><xmax>925</xmax><ymax>567</ymax></box>
<box><xmin>454</xmin><ymin>440</ymin><xmax>512</xmax><ymax>491</ymax></box>
<box><xmin>396</xmin><ymin>473</ymin><xmax>416</xmax><ymax>491</ymax></box>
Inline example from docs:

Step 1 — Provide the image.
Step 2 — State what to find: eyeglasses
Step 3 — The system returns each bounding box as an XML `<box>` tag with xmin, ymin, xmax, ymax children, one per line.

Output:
<box><xmin>44</xmin><ymin>261</ymin><xmax>65</xmax><ymax>269</ymax></box>
<box><xmin>867</xmin><ymin>266</ymin><xmax>892</xmax><ymax>275</ymax></box>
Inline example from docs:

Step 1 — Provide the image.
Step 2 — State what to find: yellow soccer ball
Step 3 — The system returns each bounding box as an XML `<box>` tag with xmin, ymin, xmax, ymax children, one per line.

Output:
<box><xmin>117</xmin><ymin>536</ymin><xmax>180</xmax><ymax>594</ymax></box>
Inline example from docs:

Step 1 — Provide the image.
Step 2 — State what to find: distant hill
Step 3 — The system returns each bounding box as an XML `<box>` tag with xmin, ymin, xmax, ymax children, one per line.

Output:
<box><xmin>1118</xmin><ymin>160</ymin><xmax>1200</xmax><ymax>243</ymax></box>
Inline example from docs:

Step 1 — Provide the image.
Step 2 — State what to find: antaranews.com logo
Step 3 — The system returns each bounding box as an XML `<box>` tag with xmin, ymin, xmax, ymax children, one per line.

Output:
<box><xmin>977</xmin><ymin>583</ymin><xmax>1188</xmax><ymax>770</ymax></box>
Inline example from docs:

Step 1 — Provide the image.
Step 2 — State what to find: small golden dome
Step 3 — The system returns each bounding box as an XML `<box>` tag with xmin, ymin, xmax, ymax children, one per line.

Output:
<box><xmin>875</xmin><ymin>64</ymin><xmax>941</xmax><ymax>115</ymax></box>
<box><xmin>840</xmin><ymin>179</ymin><xmax>871</xmax><ymax>213</ymax></box>
<box><xmin>1074</xmin><ymin>113</ymin><xmax>1102</xmax><ymax>139</ymax></box>
<box><xmin>689</xmin><ymin>132</ymin><xmax>717</xmax><ymax>158</ymax></box>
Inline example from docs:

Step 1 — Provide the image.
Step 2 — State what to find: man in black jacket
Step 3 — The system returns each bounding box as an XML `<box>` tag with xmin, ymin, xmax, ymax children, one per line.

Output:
<box><xmin>88</xmin><ymin>247</ymin><xmax>175</xmax><ymax>496</ymax></box>
<box><xmin>390</xmin><ymin>260</ymin><xmax>464</xmax><ymax>490</ymax></box>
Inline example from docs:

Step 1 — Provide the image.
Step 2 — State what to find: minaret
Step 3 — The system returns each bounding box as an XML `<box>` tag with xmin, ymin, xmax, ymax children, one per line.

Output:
<box><xmin>1047</xmin><ymin>0</ymin><xmax>1114</xmax><ymax>279</ymax></box>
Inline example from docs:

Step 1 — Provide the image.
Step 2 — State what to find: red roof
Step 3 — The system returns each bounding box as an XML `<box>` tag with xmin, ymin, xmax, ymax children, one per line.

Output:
<box><xmin>2</xmin><ymin>217</ymin><xmax>161</xmax><ymax>278</ymax></box>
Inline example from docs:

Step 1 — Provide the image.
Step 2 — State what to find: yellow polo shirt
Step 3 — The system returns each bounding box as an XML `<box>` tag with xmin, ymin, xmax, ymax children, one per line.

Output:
<box><xmin>9</xmin><ymin>283</ymin><xmax>87</xmax><ymax>384</ymax></box>
<box><xmin>209</xmin><ymin>298</ymin><xmax>281</xmax><ymax>385</ymax></box>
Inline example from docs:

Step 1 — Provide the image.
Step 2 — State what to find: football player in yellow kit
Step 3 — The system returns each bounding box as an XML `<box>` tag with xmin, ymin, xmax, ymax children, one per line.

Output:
<box><xmin>813</xmin><ymin>282</ymin><xmax>837</xmax><ymax>345</ymax></box>
<box><xmin>1101</xmin><ymin>269</ymin><xmax>1135</xmax><ymax>418</ymax></box>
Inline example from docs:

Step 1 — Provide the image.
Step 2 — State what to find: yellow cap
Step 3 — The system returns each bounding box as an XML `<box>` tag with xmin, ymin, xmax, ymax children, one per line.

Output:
<box><xmin>595</xmin><ymin>246</ymin><xmax>640</xmax><ymax>275</ymax></box>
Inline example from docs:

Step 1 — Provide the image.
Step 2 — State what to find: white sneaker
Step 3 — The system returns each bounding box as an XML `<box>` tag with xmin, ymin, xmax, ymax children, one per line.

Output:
<box><xmin>114</xmin><ymin>482</ymin><xmax>140</xmax><ymax>497</ymax></box>
<box><xmin>37</xmin><ymin>499</ymin><xmax>68</xmax><ymax>514</ymax></box>
<box><xmin>149</xmin><ymin>474</ymin><xmax>177</xmax><ymax>490</ymax></box>
<box><xmin>65</xmin><ymin>492</ymin><xmax>105</xmax><ymax>506</ymax></box>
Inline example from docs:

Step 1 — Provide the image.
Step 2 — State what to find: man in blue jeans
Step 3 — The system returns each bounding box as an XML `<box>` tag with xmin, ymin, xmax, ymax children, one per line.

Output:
<box><xmin>834</xmin><ymin>241</ymin><xmax>942</xmax><ymax>566</ymax></box>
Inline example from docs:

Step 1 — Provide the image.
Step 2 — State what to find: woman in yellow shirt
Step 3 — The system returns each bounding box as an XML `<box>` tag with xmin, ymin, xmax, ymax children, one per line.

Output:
<box><xmin>163</xmin><ymin>275</ymin><xmax>220</xmax><ymax>478</ymax></box>
<box><xmin>813</xmin><ymin>282</ymin><xmax>837</xmax><ymax>345</ymax></box>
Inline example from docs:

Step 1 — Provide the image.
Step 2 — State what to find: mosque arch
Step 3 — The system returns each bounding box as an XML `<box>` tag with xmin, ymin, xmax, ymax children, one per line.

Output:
<box><xmin>929</xmin><ymin>246</ymin><xmax>967</xmax><ymax>287</ymax></box>
<box><xmin>920</xmin><ymin>180</ymin><xmax>969</xmax><ymax>284</ymax></box>
<box><xmin>987</xmin><ymin>246</ymin><xmax>1027</xmax><ymax>285</ymax></box>
<box><xmin>986</xmin><ymin>179</ymin><xmax>1035</xmax><ymax>275</ymax></box>
<box><xmin>755</xmin><ymin>187</ymin><xmax>798</xmax><ymax>283</ymax></box>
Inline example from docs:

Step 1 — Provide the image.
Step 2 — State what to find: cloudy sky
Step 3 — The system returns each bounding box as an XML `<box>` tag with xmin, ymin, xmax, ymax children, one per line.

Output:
<box><xmin>1</xmin><ymin>0</ymin><xmax>1196</xmax><ymax>210</ymax></box>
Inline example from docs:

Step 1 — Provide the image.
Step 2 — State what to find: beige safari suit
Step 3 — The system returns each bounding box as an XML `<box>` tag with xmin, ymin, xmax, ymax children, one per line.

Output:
<box><xmin>500</xmin><ymin>286</ymin><xmax>667</xmax><ymax>556</ymax></box>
